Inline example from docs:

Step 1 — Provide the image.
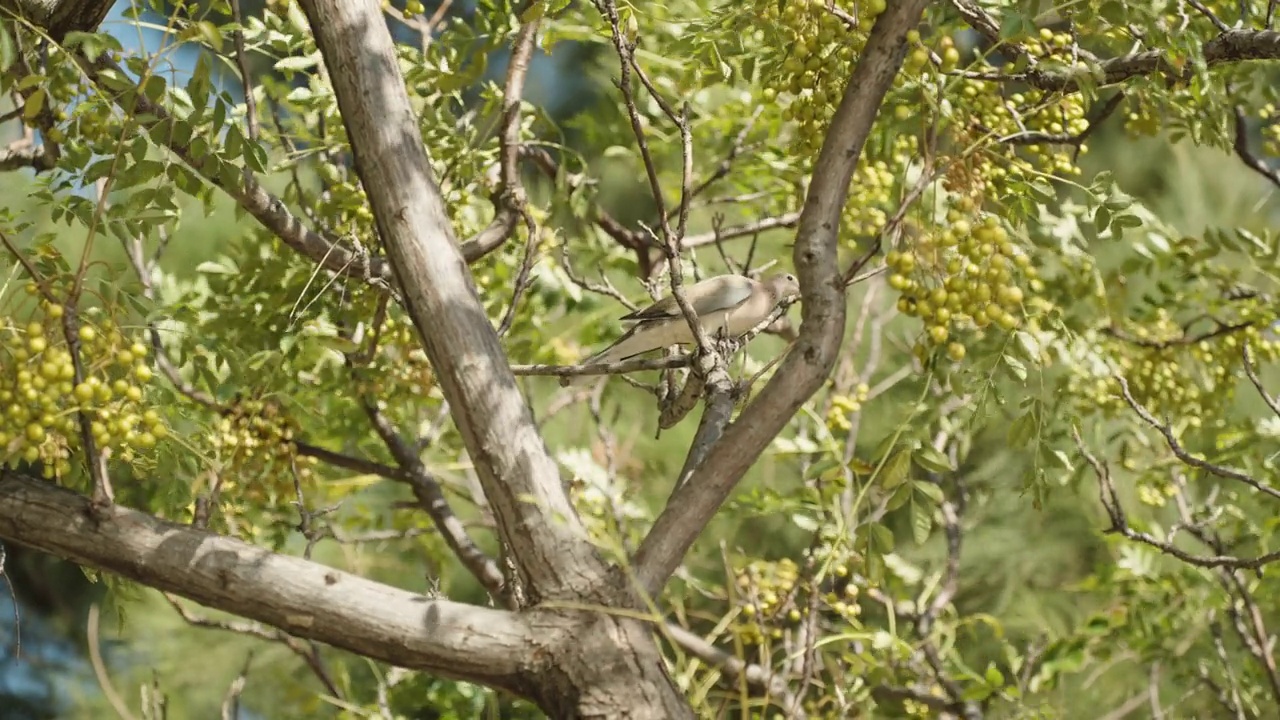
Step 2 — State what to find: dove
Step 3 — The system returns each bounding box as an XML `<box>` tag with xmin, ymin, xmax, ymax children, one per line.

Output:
<box><xmin>567</xmin><ymin>271</ymin><xmax>800</xmax><ymax>386</ymax></box>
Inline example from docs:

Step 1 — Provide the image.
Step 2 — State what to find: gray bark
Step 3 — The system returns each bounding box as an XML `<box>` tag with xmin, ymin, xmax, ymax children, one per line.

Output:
<box><xmin>0</xmin><ymin>472</ymin><xmax>533</xmax><ymax>694</ymax></box>
<box><xmin>292</xmin><ymin>0</ymin><xmax>692</xmax><ymax>714</ymax></box>
<box><xmin>630</xmin><ymin>0</ymin><xmax>933</xmax><ymax>596</ymax></box>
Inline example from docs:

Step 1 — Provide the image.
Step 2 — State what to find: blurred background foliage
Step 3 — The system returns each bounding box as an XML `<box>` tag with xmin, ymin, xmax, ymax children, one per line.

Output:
<box><xmin>1</xmin><ymin>0</ymin><xmax>1279</xmax><ymax>718</ymax></box>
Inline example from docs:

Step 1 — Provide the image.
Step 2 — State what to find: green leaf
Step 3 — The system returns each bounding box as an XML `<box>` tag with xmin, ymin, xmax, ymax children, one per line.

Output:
<box><xmin>910</xmin><ymin>501</ymin><xmax>932</xmax><ymax>545</ymax></box>
<box><xmin>130</xmin><ymin>135</ymin><xmax>149</xmax><ymax>163</ymax></box>
<box><xmin>0</xmin><ymin>23</ymin><xmax>14</xmax><ymax>72</ymax></box>
<box><xmin>225</xmin><ymin>124</ymin><xmax>243</xmax><ymax>160</ymax></box>
<box><xmin>1007</xmin><ymin>411</ymin><xmax>1037</xmax><ymax>448</ymax></box>
<box><xmin>275</xmin><ymin>55</ymin><xmax>320</xmax><ymax>72</ymax></box>
<box><xmin>1050</xmin><ymin>450</ymin><xmax>1074</xmax><ymax>471</ymax></box>
<box><xmin>914</xmin><ymin>445</ymin><xmax>953</xmax><ymax>473</ymax></box>
<box><xmin>142</xmin><ymin>74</ymin><xmax>166</xmax><ymax>103</ymax></box>
<box><xmin>1002</xmin><ymin>354</ymin><xmax>1028</xmax><ymax>381</ymax></box>
<box><xmin>246</xmin><ymin>140</ymin><xmax>268</xmax><ymax>174</ymax></box>
<box><xmin>286</xmin><ymin>0</ymin><xmax>309</xmax><ymax>32</ymax></box>
<box><xmin>1099</xmin><ymin>1</ymin><xmax>1126</xmax><ymax>24</ymax></box>
<box><xmin>867</xmin><ymin>522</ymin><xmax>894</xmax><ymax>553</ymax></box>
<box><xmin>1113</xmin><ymin>214</ymin><xmax>1144</xmax><ymax>229</ymax></box>
<box><xmin>886</xmin><ymin>482</ymin><xmax>913</xmax><ymax>512</ymax></box>
<box><xmin>880</xmin><ymin>449</ymin><xmax>912</xmax><ymax>489</ymax></box>
<box><xmin>172</xmin><ymin>120</ymin><xmax>194</xmax><ymax>147</ymax></box>
<box><xmin>914</xmin><ymin>480</ymin><xmax>944</xmax><ymax>504</ymax></box>
<box><xmin>195</xmin><ymin>20</ymin><xmax>224</xmax><ymax>53</ymax></box>
<box><xmin>1028</xmin><ymin>180</ymin><xmax>1056</xmax><ymax>204</ymax></box>
<box><xmin>195</xmin><ymin>258</ymin><xmax>239</xmax><ymax>275</ymax></box>
<box><xmin>211</xmin><ymin>99</ymin><xmax>227</xmax><ymax>138</ymax></box>
<box><xmin>998</xmin><ymin>12</ymin><xmax>1030</xmax><ymax>40</ymax></box>
<box><xmin>520</xmin><ymin>1</ymin><xmax>546</xmax><ymax>22</ymax></box>
<box><xmin>791</xmin><ymin>513</ymin><xmax>818</xmax><ymax>532</ymax></box>
<box><xmin>1094</xmin><ymin>205</ymin><xmax>1111</xmax><ymax>233</ymax></box>
<box><xmin>984</xmin><ymin>664</ymin><xmax>1005</xmax><ymax>688</ymax></box>
<box><xmin>23</xmin><ymin>88</ymin><xmax>45</xmax><ymax>120</ymax></box>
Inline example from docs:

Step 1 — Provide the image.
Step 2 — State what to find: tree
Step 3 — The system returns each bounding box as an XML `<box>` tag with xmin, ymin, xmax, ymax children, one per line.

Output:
<box><xmin>0</xmin><ymin>0</ymin><xmax>1278</xmax><ymax>717</ymax></box>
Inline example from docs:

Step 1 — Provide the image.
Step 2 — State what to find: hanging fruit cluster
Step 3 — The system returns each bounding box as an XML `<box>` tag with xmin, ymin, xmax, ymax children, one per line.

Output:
<box><xmin>826</xmin><ymin>382</ymin><xmax>870</xmax><ymax>434</ymax></box>
<box><xmin>885</xmin><ymin>213</ymin><xmax>1045</xmax><ymax>363</ymax></box>
<box><xmin>0</xmin><ymin>294</ymin><xmax>165</xmax><ymax>479</ymax></box>
<box><xmin>1068</xmin><ymin>307</ymin><xmax>1280</xmax><ymax>425</ymax></box>
<box><xmin>729</xmin><ymin>558</ymin><xmax>864</xmax><ymax>648</ymax></box>
<box><xmin>211</xmin><ymin>397</ymin><xmax>315</xmax><ymax>501</ymax></box>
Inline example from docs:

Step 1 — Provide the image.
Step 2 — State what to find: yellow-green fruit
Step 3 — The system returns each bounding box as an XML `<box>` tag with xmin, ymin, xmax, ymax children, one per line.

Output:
<box><xmin>25</xmin><ymin>423</ymin><xmax>45</xmax><ymax>443</ymax></box>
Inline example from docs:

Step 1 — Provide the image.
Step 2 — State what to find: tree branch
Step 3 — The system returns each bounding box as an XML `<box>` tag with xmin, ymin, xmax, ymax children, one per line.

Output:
<box><xmin>1233</xmin><ymin>104</ymin><xmax>1280</xmax><ymax>189</ymax></box>
<box><xmin>0</xmin><ymin>472</ymin><xmax>532</xmax><ymax>692</ymax></box>
<box><xmin>295</xmin><ymin>0</ymin><xmax>605</xmax><ymax>602</ymax></box>
<box><xmin>629</xmin><ymin>0</ymin><xmax>929</xmax><ymax>596</ymax></box>
<box><xmin>360</xmin><ymin>398</ymin><xmax>510</xmax><ymax>604</ymax></box>
<box><xmin>67</xmin><ymin>52</ymin><xmax>512</xmax><ymax>296</ymax></box>
<box><xmin>664</xmin><ymin>623</ymin><xmax>803</xmax><ymax>716</ymax></box>
<box><xmin>0</xmin><ymin>142</ymin><xmax>55</xmax><ymax>172</ymax></box>
<box><xmin>681</xmin><ymin>212</ymin><xmax>802</xmax><ymax>250</ymax></box>
<box><xmin>979</xmin><ymin>29</ymin><xmax>1280</xmax><ymax>93</ymax></box>
<box><xmin>1116</xmin><ymin>375</ymin><xmax>1280</xmax><ymax>501</ymax></box>
<box><xmin>0</xmin><ymin>0</ymin><xmax>114</xmax><ymax>38</ymax></box>
<box><xmin>464</xmin><ymin>14</ymin><xmax>540</xmax><ymax>264</ymax></box>
<box><xmin>164</xmin><ymin>593</ymin><xmax>343</xmax><ymax>699</ymax></box>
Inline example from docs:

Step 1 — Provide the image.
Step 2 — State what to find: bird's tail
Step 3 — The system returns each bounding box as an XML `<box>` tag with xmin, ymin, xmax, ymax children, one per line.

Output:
<box><xmin>564</xmin><ymin>328</ymin><xmax>645</xmax><ymax>387</ymax></box>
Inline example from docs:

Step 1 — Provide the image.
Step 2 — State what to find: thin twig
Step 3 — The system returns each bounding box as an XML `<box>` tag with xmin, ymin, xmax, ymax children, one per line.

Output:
<box><xmin>230</xmin><ymin>0</ymin><xmax>260</xmax><ymax>142</ymax></box>
<box><xmin>1233</xmin><ymin>104</ymin><xmax>1280</xmax><ymax>189</ymax></box>
<box><xmin>0</xmin><ymin>543</ymin><xmax>18</xmax><ymax>659</ymax></box>
<box><xmin>88</xmin><ymin>603</ymin><xmax>139</xmax><ymax>720</ymax></box>
<box><xmin>1242</xmin><ymin>341</ymin><xmax>1280</xmax><ymax>418</ymax></box>
<box><xmin>220</xmin><ymin>651</ymin><xmax>254</xmax><ymax>720</ymax></box>
<box><xmin>682</xmin><ymin>213</ymin><xmax>801</xmax><ymax>250</ymax></box>
<box><xmin>164</xmin><ymin>594</ymin><xmax>343</xmax><ymax>699</ymax></box>
<box><xmin>360</xmin><ymin>398</ymin><xmax>510</xmax><ymax>604</ymax></box>
<box><xmin>663</xmin><ymin>623</ymin><xmax>805</xmax><ymax>717</ymax></box>
<box><xmin>1116</xmin><ymin>375</ymin><xmax>1280</xmax><ymax>501</ymax></box>
<box><xmin>1074</xmin><ymin>427</ymin><xmax>1280</xmax><ymax>570</ymax></box>
<box><xmin>1102</xmin><ymin>320</ymin><xmax>1254</xmax><ymax>349</ymax></box>
<box><xmin>1186</xmin><ymin>0</ymin><xmax>1232</xmax><ymax>32</ymax></box>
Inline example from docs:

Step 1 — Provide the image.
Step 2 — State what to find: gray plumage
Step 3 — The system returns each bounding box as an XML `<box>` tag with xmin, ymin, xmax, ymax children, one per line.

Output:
<box><xmin>567</xmin><ymin>271</ymin><xmax>800</xmax><ymax>386</ymax></box>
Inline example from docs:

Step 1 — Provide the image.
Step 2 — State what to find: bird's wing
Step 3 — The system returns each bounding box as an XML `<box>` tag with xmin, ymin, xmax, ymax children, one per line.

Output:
<box><xmin>619</xmin><ymin>275</ymin><xmax>756</xmax><ymax>321</ymax></box>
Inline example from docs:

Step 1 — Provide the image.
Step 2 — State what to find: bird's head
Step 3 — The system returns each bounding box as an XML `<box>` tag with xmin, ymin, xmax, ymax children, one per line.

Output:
<box><xmin>767</xmin><ymin>271</ymin><xmax>801</xmax><ymax>302</ymax></box>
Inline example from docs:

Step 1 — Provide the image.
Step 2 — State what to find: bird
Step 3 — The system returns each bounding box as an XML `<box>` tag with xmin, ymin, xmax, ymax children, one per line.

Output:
<box><xmin>566</xmin><ymin>271</ymin><xmax>801</xmax><ymax>386</ymax></box>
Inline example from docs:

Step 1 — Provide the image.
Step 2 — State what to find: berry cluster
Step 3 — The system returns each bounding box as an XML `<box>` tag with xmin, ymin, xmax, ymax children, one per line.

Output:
<box><xmin>211</xmin><ymin>398</ymin><xmax>314</xmax><ymax>501</ymax></box>
<box><xmin>1068</xmin><ymin>308</ymin><xmax>1280</xmax><ymax>425</ymax></box>
<box><xmin>841</xmin><ymin>147</ymin><xmax>918</xmax><ymax>239</ymax></box>
<box><xmin>1260</xmin><ymin>103</ymin><xmax>1280</xmax><ymax>157</ymax></box>
<box><xmin>944</xmin><ymin>32</ymin><xmax>1091</xmax><ymax>182</ymax></box>
<box><xmin>760</xmin><ymin>0</ymin><xmax>885</xmax><ymax>152</ymax></box>
<box><xmin>353</xmin><ymin>314</ymin><xmax>435</xmax><ymax>399</ymax></box>
<box><xmin>826</xmin><ymin>382</ymin><xmax>870</xmax><ymax>434</ymax></box>
<box><xmin>730</xmin><ymin>558</ymin><xmax>863</xmax><ymax>648</ymax></box>
<box><xmin>0</xmin><ymin>296</ymin><xmax>164</xmax><ymax>479</ymax></box>
<box><xmin>885</xmin><ymin>213</ymin><xmax>1044</xmax><ymax>363</ymax></box>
